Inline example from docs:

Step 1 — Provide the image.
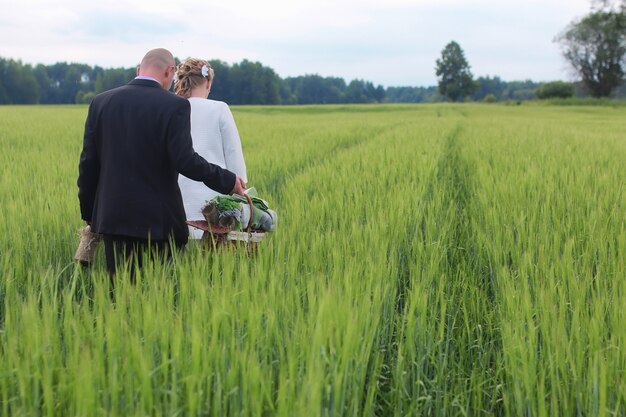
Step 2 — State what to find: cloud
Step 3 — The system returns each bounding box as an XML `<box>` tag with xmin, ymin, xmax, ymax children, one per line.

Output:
<box><xmin>76</xmin><ymin>10</ymin><xmax>185</xmax><ymax>42</ymax></box>
<box><xmin>0</xmin><ymin>0</ymin><xmax>592</xmax><ymax>86</ymax></box>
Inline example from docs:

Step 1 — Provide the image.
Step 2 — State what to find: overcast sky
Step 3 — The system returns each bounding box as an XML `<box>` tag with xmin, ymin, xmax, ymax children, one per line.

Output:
<box><xmin>1</xmin><ymin>0</ymin><xmax>591</xmax><ymax>87</ymax></box>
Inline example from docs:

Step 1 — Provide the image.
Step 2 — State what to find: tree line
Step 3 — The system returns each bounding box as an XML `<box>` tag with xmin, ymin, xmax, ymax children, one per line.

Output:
<box><xmin>2</xmin><ymin>56</ymin><xmax>610</xmax><ymax>105</ymax></box>
<box><xmin>0</xmin><ymin>57</ymin><xmax>391</xmax><ymax>105</ymax></box>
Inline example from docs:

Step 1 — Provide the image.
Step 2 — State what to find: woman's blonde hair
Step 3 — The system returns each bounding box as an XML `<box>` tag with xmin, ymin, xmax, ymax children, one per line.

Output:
<box><xmin>174</xmin><ymin>58</ymin><xmax>215</xmax><ymax>98</ymax></box>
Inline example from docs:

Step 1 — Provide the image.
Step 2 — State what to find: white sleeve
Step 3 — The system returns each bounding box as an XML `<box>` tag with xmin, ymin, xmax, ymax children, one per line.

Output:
<box><xmin>219</xmin><ymin>103</ymin><xmax>248</xmax><ymax>182</ymax></box>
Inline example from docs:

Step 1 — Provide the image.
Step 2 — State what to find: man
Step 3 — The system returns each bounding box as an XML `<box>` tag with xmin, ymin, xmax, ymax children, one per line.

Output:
<box><xmin>78</xmin><ymin>48</ymin><xmax>246</xmax><ymax>278</ymax></box>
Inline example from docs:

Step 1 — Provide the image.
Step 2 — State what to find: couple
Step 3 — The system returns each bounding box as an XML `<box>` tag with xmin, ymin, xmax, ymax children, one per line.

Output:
<box><xmin>77</xmin><ymin>48</ymin><xmax>247</xmax><ymax>278</ymax></box>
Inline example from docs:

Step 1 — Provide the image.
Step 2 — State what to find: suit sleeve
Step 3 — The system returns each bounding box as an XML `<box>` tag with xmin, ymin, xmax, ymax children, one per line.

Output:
<box><xmin>167</xmin><ymin>101</ymin><xmax>236</xmax><ymax>194</ymax></box>
<box><xmin>77</xmin><ymin>101</ymin><xmax>100</xmax><ymax>223</ymax></box>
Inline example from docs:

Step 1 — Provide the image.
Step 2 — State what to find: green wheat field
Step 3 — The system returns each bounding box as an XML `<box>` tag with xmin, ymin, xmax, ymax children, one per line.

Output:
<box><xmin>0</xmin><ymin>103</ymin><xmax>625</xmax><ymax>416</ymax></box>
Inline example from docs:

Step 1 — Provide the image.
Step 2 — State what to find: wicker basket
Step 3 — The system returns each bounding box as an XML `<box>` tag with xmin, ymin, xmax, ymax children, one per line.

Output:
<box><xmin>186</xmin><ymin>193</ymin><xmax>265</xmax><ymax>255</ymax></box>
<box><xmin>74</xmin><ymin>225</ymin><xmax>102</xmax><ymax>266</ymax></box>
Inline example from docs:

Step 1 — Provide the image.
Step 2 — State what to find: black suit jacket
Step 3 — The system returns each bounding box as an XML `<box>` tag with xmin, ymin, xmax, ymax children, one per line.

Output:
<box><xmin>77</xmin><ymin>78</ymin><xmax>236</xmax><ymax>243</ymax></box>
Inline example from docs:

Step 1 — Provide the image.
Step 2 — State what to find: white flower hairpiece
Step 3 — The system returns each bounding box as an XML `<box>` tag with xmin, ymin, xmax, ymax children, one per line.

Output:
<box><xmin>201</xmin><ymin>64</ymin><xmax>209</xmax><ymax>78</ymax></box>
<box><xmin>173</xmin><ymin>73</ymin><xmax>179</xmax><ymax>82</ymax></box>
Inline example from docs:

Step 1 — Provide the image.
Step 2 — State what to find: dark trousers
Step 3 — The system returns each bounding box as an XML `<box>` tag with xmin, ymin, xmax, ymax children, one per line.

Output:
<box><xmin>102</xmin><ymin>235</ymin><xmax>185</xmax><ymax>282</ymax></box>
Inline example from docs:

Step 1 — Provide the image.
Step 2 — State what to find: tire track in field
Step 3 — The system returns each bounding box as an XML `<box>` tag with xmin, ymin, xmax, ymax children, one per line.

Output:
<box><xmin>374</xmin><ymin>125</ymin><xmax>466</xmax><ymax>414</ymax></box>
<box><xmin>262</xmin><ymin>126</ymin><xmax>379</xmax><ymax>199</ymax></box>
<box><xmin>265</xmin><ymin>122</ymin><xmax>413</xmax><ymax>203</ymax></box>
<box><xmin>376</xmin><ymin>124</ymin><xmax>504</xmax><ymax>415</ymax></box>
<box><xmin>429</xmin><ymin>125</ymin><xmax>503</xmax><ymax>412</ymax></box>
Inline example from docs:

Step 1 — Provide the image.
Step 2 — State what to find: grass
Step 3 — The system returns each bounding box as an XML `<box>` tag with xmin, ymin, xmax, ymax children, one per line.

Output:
<box><xmin>0</xmin><ymin>102</ymin><xmax>624</xmax><ymax>416</ymax></box>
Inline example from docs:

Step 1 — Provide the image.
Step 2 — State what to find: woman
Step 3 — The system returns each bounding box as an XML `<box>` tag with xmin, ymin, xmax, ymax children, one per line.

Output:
<box><xmin>174</xmin><ymin>58</ymin><xmax>248</xmax><ymax>239</ymax></box>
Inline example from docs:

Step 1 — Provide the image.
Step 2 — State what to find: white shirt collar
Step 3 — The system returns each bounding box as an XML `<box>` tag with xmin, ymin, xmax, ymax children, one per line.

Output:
<box><xmin>134</xmin><ymin>76</ymin><xmax>159</xmax><ymax>83</ymax></box>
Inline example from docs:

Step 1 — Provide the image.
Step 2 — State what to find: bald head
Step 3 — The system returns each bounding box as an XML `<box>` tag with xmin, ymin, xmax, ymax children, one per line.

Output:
<box><xmin>140</xmin><ymin>48</ymin><xmax>174</xmax><ymax>71</ymax></box>
<box><xmin>137</xmin><ymin>48</ymin><xmax>176</xmax><ymax>89</ymax></box>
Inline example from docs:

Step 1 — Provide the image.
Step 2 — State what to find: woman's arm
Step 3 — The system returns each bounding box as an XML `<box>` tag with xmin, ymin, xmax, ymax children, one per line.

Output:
<box><xmin>219</xmin><ymin>103</ymin><xmax>248</xmax><ymax>183</ymax></box>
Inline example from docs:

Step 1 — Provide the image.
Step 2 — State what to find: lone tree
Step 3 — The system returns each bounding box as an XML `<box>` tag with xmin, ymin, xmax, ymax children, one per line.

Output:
<box><xmin>435</xmin><ymin>41</ymin><xmax>477</xmax><ymax>101</ymax></box>
<box><xmin>556</xmin><ymin>1</ymin><xmax>626</xmax><ymax>97</ymax></box>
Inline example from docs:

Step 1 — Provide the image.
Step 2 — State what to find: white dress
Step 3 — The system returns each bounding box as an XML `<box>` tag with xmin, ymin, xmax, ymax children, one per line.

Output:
<box><xmin>178</xmin><ymin>97</ymin><xmax>247</xmax><ymax>239</ymax></box>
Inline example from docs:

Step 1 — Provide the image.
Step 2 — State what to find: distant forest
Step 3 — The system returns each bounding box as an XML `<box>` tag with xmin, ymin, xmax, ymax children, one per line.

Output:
<box><xmin>1</xmin><ymin>56</ymin><xmax>624</xmax><ymax>105</ymax></box>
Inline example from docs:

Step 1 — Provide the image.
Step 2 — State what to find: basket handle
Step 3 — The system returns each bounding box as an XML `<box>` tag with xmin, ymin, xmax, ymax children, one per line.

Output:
<box><xmin>244</xmin><ymin>193</ymin><xmax>254</xmax><ymax>233</ymax></box>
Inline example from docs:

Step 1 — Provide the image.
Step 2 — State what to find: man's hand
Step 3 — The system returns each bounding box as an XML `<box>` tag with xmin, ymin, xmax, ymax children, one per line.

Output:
<box><xmin>230</xmin><ymin>176</ymin><xmax>247</xmax><ymax>196</ymax></box>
